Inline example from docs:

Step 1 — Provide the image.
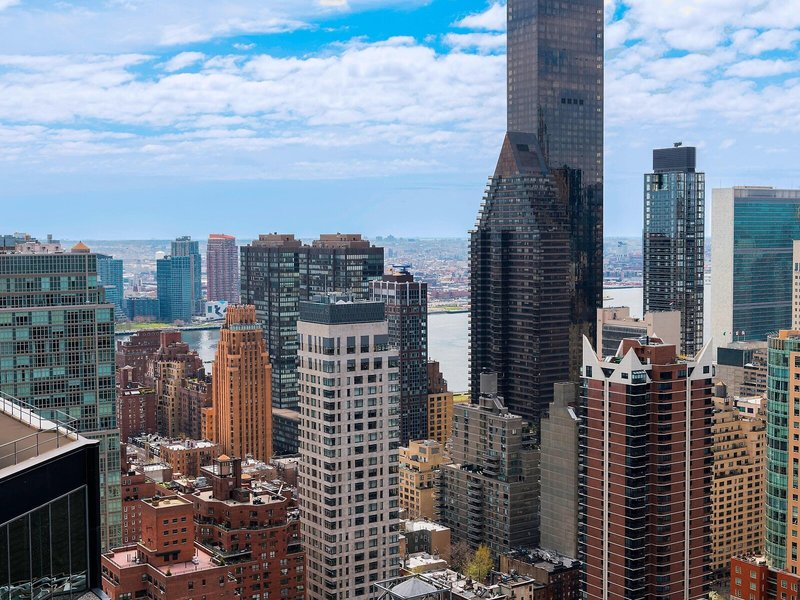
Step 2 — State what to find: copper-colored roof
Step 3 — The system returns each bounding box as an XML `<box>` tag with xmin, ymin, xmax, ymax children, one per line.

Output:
<box><xmin>217</xmin><ymin>454</ymin><xmax>231</xmax><ymax>461</ymax></box>
<box><xmin>71</xmin><ymin>241</ymin><xmax>91</xmax><ymax>253</ymax></box>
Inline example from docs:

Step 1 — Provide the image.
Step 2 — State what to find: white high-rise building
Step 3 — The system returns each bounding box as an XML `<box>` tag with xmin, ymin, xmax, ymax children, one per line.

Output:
<box><xmin>298</xmin><ymin>295</ymin><xmax>401</xmax><ymax>600</ymax></box>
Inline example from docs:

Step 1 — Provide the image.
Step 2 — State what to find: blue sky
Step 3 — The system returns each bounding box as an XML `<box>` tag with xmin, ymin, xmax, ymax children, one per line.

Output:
<box><xmin>1</xmin><ymin>0</ymin><xmax>800</xmax><ymax>239</ymax></box>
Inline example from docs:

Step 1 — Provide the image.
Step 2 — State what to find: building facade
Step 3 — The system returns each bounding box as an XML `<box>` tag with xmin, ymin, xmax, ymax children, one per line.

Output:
<box><xmin>711</xmin><ymin>394</ymin><xmax>766</xmax><ymax>572</ymax></box>
<box><xmin>370</xmin><ymin>267</ymin><xmax>428</xmax><ymax>444</ymax></box>
<box><xmin>156</xmin><ymin>255</ymin><xmax>194</xmax><ymax>323</ymax></box>
<box><xmin>426</xmin><ymin>361</ymin><xmax>453</xmax><ymax>445</ymax></box>
<box><xmin>207</xmin><ymin>305</ymin><xmax>273</xmax><ymax>463</ymax></box>
<box><xmin>0</xmin><ymin>393</ymin><xmax>102</xmax><ymax>600</ymax></box>
<box><xmin>170</xmin><ymin>235</ymin><xmax>203</xmax><ymax>315</ymax></box>
<box><xmin>643</xmin><ymin>145</ymin><xmax>705</xmax><ymax>356</ymax></box>
<box><xmin>580</xmin><ymin>336</ymin><xmax>714</xmax><ymax>599</ymax></box>
<box><xmin>97</xmin><ymin>254</ymin><xmax>126</xmax><ymax>321</ymax></box>
<box><xmin>207</xmin><ymin>233</ymin><xmax>239</xmax><ymax>304</ymax></box>
<box><xmin>297</xmin><ymin>297</ymin><xmax>401</xmax><ymax>599</ymax></box>
<box><xmin>240</xmin><ymin>233</ymin><xmax>384</xmax><ymax>412</ymax></box>
<box><xmin>539</xmin><ymin>382</ymin><xmax>580</xmax><ymax>559</ymax></box>
<box><xmin>596</xmin><ymin>306</ymin><xmax>681</xmax><ymax>359</ymax></box>
<box><xmin>470</xmin><ymin>0</ymin><xmax>604</xmax><ymax>422</ymax></box>
<box><xmin>0</xmin><ymin>240</ymin><xmax>121</xmax><ymax>549</ymax></box>
<box><xmin>440</xmin><ymin>373</ymin><xmax>539</xmax><ymax>554</ymax></box>
<box><xmin>399</xmin><ymin>439</ymin><xmax>445</xmax><ymax>521</ymax></box>
<box><xmin>712</xmin><ymin>187</ymin><xmax>800</xmax><ymax>345</ymax></box>
<box><xmin>716</xmin><ymin>341</ymin><xmax>769</xmax><ymax>398</ymax></box>
<box><xmin>120</xmin><ymin>469</ymin><xmax>157</xmax><ymax>546</ymax></box>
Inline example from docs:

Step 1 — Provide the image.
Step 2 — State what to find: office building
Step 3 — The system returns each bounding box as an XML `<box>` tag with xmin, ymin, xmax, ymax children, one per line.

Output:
<box><xmin>170</xmin><ymin>235</ymin><xmax>203</xmax><ymax>315</ymax></box>
<box><xmin>439</xmin><ymin>373</ymin><xmax>539</xmax><ymax>554</ymax></box>
<box><xmin>426</xmin><ymin>361</ymin><xmax>453</xmax><ymax>445</ymax></box>
<box><xmin>764</xmin><ymin>330</ymin><xmax>800</xmax><ymax>572</ymax></box>
<box><xmin>206</xmin><ymin>233</ymin><xmax>239</xmax><ymax>303</ymax></box>
<box><xmin>716</xmin><ymin>341</ymin><xmax>769</xmax><ymax>398</ymax></box>
<box><xmin>97</xmin><ymin>254</ymin><xmax>126</xmax><ymax>321</ymax></box>
<box><xmin>471</xmin><ymin>0</ymin><xmax>603</xmax><ymax>422</ymax></box>
<box><xmin>101</xmin><ymin>457</ymin><xmax>305</xmax><ymax>600</ymax></box>
<box><xmin>0</xmin><ymin>239</ymin><xmax>121</xmax><ymax>550</ymax></box>
<box><xmin>596</xmin><ymin>306</ymin><xmax>681</xmax><ymax>359</ymax></box>
<box><xmin>580</xmin><ymin>336</ymin><xmax>714</xmax><ymax>599</ymax></box>
<box><xmin>0</xmin><ymin>393</ymin><xmax>102</xmax><ymax>599</ymax></box>
<box><xmin>241</xmin><ymin>233</ymin><xmax>384</xmax><ymax>412</ymax></box>
<box><xmin>370</xmin><ymin>267</ymin><xmax>428</xmax><ymax>444</ymax></box>
<box><xmin>712</xmin><ymin>187</ymin><xmax>800</xmax><ymax>344</ymax></box>
<box><xmin>273</xmin><ymin>407</ymin><xmax>301</xmax><ymax>455</ymax></box>
<box><xmin>539</xmin><ymin>382</ymin><xmax>579</xmax><ymax>559</ymax></box>
<box><xmin>156</xmin><ymin>255</ymin><xmax>194</xmax><ymax>323</ymax></box>
<box><xmin>711</xmin><ymin>394</ymin><xmax>765</xmax><ymax>572</ymax></box>
<box><xmin>643</xmin><ymin>145</ymin><xmax>705</xmax><ymax>356</ymax></box>
<box><xmin>399</xmin><ymin>439</ymin><xmax>445</xmax><ymax>521</ymax></box>
<box><xmin>124</xmin><ymin>296</ymin><xmax>159</xmax><ymax>321</ymax></box>
<box><xmin>207</xmin><ymin>305</ymin><xmax>273</xmax><ymax>463</ymax></box>
<box><xmin>297</xmin><ymin>296</ymin><xmax>401</xmax><ymax>599</ymax></box>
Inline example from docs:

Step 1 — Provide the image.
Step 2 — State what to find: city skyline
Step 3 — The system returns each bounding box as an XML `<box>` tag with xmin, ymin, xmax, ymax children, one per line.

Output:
<box><xmin>2</xmin><ymin>0</ymin><xmax>799</xmax><ymax>238</ymax></box>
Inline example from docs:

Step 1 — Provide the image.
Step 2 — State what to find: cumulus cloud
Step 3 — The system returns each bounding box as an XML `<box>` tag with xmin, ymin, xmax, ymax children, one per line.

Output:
<box><xmin>454</xmin><ymin>2</ymin><xmax>506</xmax><ymax>32</ymax></box>
<box><xmin>161</xmin><ymin>51</ymin><xmax>205</xmax><ymax>72</ymax></box>
<box><xmin>443</xmin><ymin>32</ymin><xmax>506</xmax><ymax>53</ymax></box>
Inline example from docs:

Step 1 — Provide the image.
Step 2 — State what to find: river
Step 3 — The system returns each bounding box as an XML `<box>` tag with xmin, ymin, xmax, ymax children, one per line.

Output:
<box><xmin>169</xmin><ymin>286</ymin><xmax>710</xmax><ymax>395</ymax></box>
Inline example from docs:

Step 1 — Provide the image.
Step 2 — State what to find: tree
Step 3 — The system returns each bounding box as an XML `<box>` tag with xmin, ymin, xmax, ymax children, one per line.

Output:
<box><xmin>465</xmin><ymin>545</ymin><xmax>493</xmax><ymax>583</ymax></box>
<box><xmin>450</xmin><ymin>540</ymin><xmax>472</xmax><ymax>573</ymax></box>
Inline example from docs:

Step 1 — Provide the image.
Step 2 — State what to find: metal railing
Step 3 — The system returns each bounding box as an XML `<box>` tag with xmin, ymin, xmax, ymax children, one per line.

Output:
<box><xmin>0</xmin><ymin>391</ymin><xmax>79</xmax><ymax>468</ymax></box>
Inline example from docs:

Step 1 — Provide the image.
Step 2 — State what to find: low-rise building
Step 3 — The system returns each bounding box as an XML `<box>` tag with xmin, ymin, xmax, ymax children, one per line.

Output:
<box><xmin>159</xmin><ymin>438</ymin><xmax>221</xmax><ymax>478</ymax></box>
<box><xmin>101</xmin><ymin>455</ymin><xmax>305</xmax><ymax>600</ymax></box>
<box><xmin>402</xmin><ymin>520</ymin><xmax>451</xmax><ymax>564</ymax></box>
<box><xmin>730</xmin><ymin>555</ymin><xmax>799</xmax><ymax>600</ymax></box>
<box><xmin>499</xmin><ymin>549</ymin><xmax>581</xmax><ymax>600</ymax></box>
<box><xmin>120</xmin><ymin>469</ymin><xmax>158</xmax><ymax>546</ymax></box>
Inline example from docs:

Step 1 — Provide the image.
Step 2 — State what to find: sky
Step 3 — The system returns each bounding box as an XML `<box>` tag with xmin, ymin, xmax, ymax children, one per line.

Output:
<box><xmin>1</xmin><ymin>0</ymin><xmax>800</xmax><ymax>239</ymax></box>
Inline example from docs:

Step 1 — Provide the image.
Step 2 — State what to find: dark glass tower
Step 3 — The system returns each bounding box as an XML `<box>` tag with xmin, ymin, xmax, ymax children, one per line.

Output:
<box><xmin>470</xmin><ymin>0</ymin><xmax>603</xmax><ymax>422</ymax></box>
<box><xmin>643</xmin><ymin>145</ymin><xmax>705</xmax><ymax>356</ymax></box>
<box><xmin>370</xmin><ymin>267</ymin><xmax>428</xmax><ymax>445</ymax></box>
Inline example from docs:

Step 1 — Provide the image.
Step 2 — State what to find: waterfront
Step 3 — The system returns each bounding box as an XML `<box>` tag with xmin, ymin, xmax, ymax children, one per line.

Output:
<box><xmin>134</xmin><ymin>285</ymin><xmax>710</xmax><ymax>396</ymax></box>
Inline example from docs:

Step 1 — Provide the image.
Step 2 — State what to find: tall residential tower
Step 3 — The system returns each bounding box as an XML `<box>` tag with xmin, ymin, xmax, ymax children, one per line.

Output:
<box><xmin>643</xmin><ymin>145</ymin><xmax>705</xmax><ymax>356</ymax></box>
<box><xmin>369</xmin><ymin>266</ymin><xmax>428</xmax><ymax>444</ymax></box>
<box><xmin>206</xmin><ymin>233</ymin><xmax>239</xmax><ymax>304</ymax></box>
<box><xmin>470</xmin><ymin>0</ymin><xmax>603</xmax><ymax>422</ymax></box>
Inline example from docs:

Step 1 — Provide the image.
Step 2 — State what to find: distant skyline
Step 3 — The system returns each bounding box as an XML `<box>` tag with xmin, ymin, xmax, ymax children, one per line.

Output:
<box><xmin>2</xmin><ymin>0</ymin><xmax>800</xmax><ymax>237</ymax></box>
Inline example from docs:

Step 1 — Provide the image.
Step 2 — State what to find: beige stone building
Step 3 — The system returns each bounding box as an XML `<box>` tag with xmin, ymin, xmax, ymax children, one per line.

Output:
<box><xmin>399</xmin><ymin>439</ymin><xmax>446</xmax><ymax>521</ymax></box>
<box><xmin>711</xmin><ymin>393</ymin><xmax>766</xmax><ymax>572</ymax></box>
<box><xmin>596</xmin><ymin>306</ymin><xmax>681</xmax><ymax>358</ymax></box>
<box><xmin>427</xmin><ymin>361</ymin><xmax>454</xmax><ymax>445</ymax></box>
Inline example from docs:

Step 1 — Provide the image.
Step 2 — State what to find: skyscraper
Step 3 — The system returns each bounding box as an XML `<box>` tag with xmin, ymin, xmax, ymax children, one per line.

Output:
<box><xmin>297</xmin><ymin>296</ymin><xmax>401</xmax><ymax>599</ymax></box>
<box><xmin>207</xmin><ymin>233</ymin><xmax>239</xmax><ymax>304</ymax></box>
<box><xmin>470</xmin><ymin>0</ymin><xmax>603</xmax><ymax>421</ymax></box>
<box><xmin>207</xmin><ymin>305</ymin><xmax>273</xmax><ymax>463</ymax></box>
<box><xmin>97</xmin><ymin>253</ymin><xmax>126</xmax><ymax>322</ymax></box>
<box><xmin>711</xmin><ymin>187</ymin><xmax>800</xmax><ymax>345</ymax></box>
<box><xmin>643</xmin><ymin>145</ymin><xmax>705</xmax><ymax>356</ymax></box>
<box><xmin>170</xmin><ymin>235</ymin><xmax>203</xmax><ymax>315</ymax></box>
<box><xmin>240</xmin><ymin>233</ymin><xmax>384</xmax><ymax>412</ymax></box>
<box><xmin>0</xmin><ymin>238</ymin><xmax>121</xmax><ymax>550</ymax></box>
<box><xmin>580</xmin><ymin>336</ymin><xmax>713</xmax><ymax>599</ymax></box>
<box><xmin>156</xmin><ymin>255</ymin><xmax>193</xmax><ymax>323</ymax></box>
<box><xmin>370</xmin><ymin>266</ymin><xmax>428</xmax><ymax>444</ymax></box>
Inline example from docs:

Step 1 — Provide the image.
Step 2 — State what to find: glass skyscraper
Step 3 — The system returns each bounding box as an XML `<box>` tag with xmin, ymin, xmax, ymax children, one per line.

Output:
<box><xmin>643</xmin><ymin>145</ymin><xmax>705</xmax><ymax>356</ymax></box>
<box><xmin>241</xmin><ymin>234</ymin><xmax>384</xmax><ymax>412</ymax></box>
<box><xmin>0</xmin><ymin>241</ymin><xmax>120</xmax><ymax>550</ymax></box>
<box><xmin>170</xmin><ymin>235</ymin><xmax>202</xmax><ymax>316</ymax></box>
<box><xmin>470</xmin><ymin>0</ymin><xmax>603</xmax><ymax>422</ymax></box>
<box><xmin>97</xmin><ymin>254</ymin><xmax>125</xmax><ymax>322</ymax></box>
<box><xmin>712</xmin><ymin>187</ymin><xmax>800</xmax><ymax>345</ymax></box>
<box><xmin>156</xmin><ymin>255</ymin><xmax>193</xmax><ymax>323</ymax></box>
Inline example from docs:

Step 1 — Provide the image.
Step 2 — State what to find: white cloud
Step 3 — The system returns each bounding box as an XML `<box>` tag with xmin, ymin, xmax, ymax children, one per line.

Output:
<box><xmin>0</xmin><ymin>0</ymin><xmax>19</xmax><ymax>10</ymax></box>
<box><xmin>443</xmin><ymin>32</ymin><xmax>506</xmax><ymax>53</ymax></box>
<box><xmin>161</xmin><ymin>51</ymin><xmax>205</xmax><ymax>72</ymax></box>
<box><xmin>726</xmin><ymin>59</ymin><xmax>800</xmax><ymax>78</ymax></box>
<box><xmin>454</xmin><ymin>2</ymin><xmax>505</xmax><ymax>32</ymax></box>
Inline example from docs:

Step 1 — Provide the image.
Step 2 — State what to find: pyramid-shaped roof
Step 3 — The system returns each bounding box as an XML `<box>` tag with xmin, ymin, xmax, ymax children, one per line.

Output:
<box><xmin>388</xmin><ymin>577</ymin><xmax>440</xmax><ymax>599</ymax></box>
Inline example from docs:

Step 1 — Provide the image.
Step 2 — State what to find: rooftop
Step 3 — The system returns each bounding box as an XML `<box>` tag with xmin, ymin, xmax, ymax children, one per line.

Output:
<box><xmin>404</xmin><ymin>519</ymin><xmax>449</xmax><ymax>533</ymax></box>
<box><xmin>105</xmin><ymin>544</ymin><xmax>219</xmax><ymax>576</ymax></box>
